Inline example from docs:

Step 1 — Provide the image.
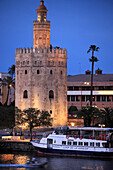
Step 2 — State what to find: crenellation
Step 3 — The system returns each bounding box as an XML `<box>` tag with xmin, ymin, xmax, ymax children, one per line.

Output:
<box><xmin>23</xmin><ymin>47</ymin><xmax>26</xmax><ymax>54</ymax></box>
<box><xmin>35</xmin><ymin>47</ymin><xmax>38</xmax><ymax>53</ymax></box>
<box><xmin>20</xmin><ymin>48</ymin><xmax>23</xmax><ymax>54</ymax></box>
<box><xmin>44</xmin><ymin>47</ymin><xmax>47</xmax><ymax>53</ymax></box>
<box><xmin>15</xmin><ymin>47</ymin><xmax>67</xmax><ymax>56</ymax></box>
<box><xmin>30</xmin><ymin>47</ymin><xmax>33</xmax><ymax>53</ymax></box>
<box><xmin>26</xmin><ymin>47</ymin><xmax>30</xmax><ymax>53</ymax></box>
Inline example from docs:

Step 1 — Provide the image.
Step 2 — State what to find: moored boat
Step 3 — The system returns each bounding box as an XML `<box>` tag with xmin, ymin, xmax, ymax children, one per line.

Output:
<box><xmin>31</xmin><ymin>127</ymin><xmax>113</xmax><ymax>158</ymax></box>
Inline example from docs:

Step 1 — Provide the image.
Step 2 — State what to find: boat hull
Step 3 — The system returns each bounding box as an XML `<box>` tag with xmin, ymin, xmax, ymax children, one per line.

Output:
<box><xmin>0</xmin><ymin>162</ymin><xmax>48</xmax><ymax>168</ymax></box>
<box><xmin>34</xmin><ymin>147</ymin><xmax>113</xmax><ymax>158</ymax></box>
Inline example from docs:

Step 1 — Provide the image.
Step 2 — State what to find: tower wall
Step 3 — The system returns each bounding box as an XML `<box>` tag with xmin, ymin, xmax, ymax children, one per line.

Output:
<box><xmin>15</xmin><ymin>47</ymin><xmax>67</xmax><ymax>126</ymax></box>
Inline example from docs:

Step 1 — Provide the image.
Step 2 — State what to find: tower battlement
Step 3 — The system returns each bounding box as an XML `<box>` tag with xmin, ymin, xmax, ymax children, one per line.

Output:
<box><xmin>15</xmin><ymin>47</ymin><xmax>67</xmax><ymax>56</ymax></box>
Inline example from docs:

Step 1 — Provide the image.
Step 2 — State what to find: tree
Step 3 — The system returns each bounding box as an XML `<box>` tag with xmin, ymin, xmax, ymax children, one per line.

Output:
<box><xmin>99</xmin><ymin>107</ymin><xmax>113</xmax><ymax>127</ymax></box>
<box><xmin>0</xmin><ymin>105</ymin><xmax>15</xmax><ymax>135</ymax></box>
<box><xmin>8</xmin><ymin>64</ymin><xmax>15</xmax><ymax>80</ymax></box>
<box><xmin>77</xmin><ymin>106</ymin><xmax>100</xmax><ymax>127</ymax></box>
<box><xmin>87</xmin><ymin>45</ymin><xmax>99</xmax><ymax>106</ymax></box>
<box><xmin>68</xmin><ymin>106</ymin><xmax>78</xmax><ymax>116</ymax></box>
<box><xmin>3</xmin><ymin>76</ymin><xmax>14</xmax><ymax>106</ymax></box>
<box><xmin>15</xmin><ymin>108</ymin><xmax>52</xmax><ymax>140</ymax></box>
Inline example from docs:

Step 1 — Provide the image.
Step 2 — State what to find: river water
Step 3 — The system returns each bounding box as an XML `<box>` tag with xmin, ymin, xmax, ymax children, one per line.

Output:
<box><xmin>0</xmin><ymin>151</ymin><xmax>113</xmax><ymax>170</ymax></box>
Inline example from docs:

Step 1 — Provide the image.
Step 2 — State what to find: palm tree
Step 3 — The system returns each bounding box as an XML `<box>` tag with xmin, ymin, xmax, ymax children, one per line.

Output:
<box><xmin>100</xmin><ymin>107</ymin><xmax>113</xmax><ymax>127</ymax></box>
<box><xmin>8</xmin><ymin>65</ymin><xmax>15</xmax><ymax>80</ymax></box>
<box><xmin>77</xmin><ymin>106</ymin><xmax>100</xmax><ymax>127</ymax></box>
<box><xmin>87</xmin><ymin>45</ymin><xmax>99</xmax><ymax>106</ymax></box>
<box><xmin>3</xmin><ymin>76</ymin><xmax>14</xmax><ymax>106</ymax></box>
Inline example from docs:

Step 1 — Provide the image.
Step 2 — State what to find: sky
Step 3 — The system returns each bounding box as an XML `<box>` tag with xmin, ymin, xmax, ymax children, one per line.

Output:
<box><xmin>0</xmin><ymin>0</ymin><xmax>113</xmax><ymax>75</ymax></box>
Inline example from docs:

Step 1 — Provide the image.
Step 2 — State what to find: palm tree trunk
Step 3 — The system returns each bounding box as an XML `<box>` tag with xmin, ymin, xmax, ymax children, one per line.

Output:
<box><xmin>4</xmin><ymin>86</ymin><xmax>10</xmax><ymax>106</ymax></box>
<box><xmin>90</xmin><ymin>51</ymin><xmax>94</xmax><ymax>107</ymax></box>
<box><xmin>30</xmin><ymin>127</ymin><xmax>32</xmax><ymax>141</ymax></box>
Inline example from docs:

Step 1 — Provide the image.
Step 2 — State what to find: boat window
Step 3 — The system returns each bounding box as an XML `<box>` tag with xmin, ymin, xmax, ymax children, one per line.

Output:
<box><xmin>54</xmin><ymin>140</ymin><xmax>56</xmax><ymax>143</ymax></box>
<box><xmin>62</xmin><ymin>141</ymin><xmax>66</xmax><ymax>145</ymax></box>
<box><xmin>102</xmin><ymin>143</ymin><xmax>105</xmax><ymax>147</ymax></box>
<box><xmin>90</xmin><ymin>142</ymin><xmax>94</xmax><ymax>147</ymax></box>
<box><xmin>84</xmin><ymin>142</ymin><xmax>88</xmax><ymax>146</ymax></box>
<box><xmin>96</xmin><ymin>143</ymin><xmax>100</xmax><ymax>147</ymax></box>
<box><xmin>79</xmin><ymin>142</ymin><xmax>83</xmax><ymax>146</ymax></box>
<box><xmin>73</xmin><ymin>142</ymin><xmax>77</xmax><ymax>146</ymax></box>
<box><xmin>68</xmin><ymin>141</ymin><xmax>71</xmax><ymax>145</ymax></box>
<box><xmin>48</xmin><ymin>139</ymin><xmax>53</xmax><ymax>144</ymax></box>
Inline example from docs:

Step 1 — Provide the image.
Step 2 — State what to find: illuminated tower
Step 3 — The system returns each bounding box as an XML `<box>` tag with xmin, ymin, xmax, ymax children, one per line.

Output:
<box><xmin>33</xmin><ymin>0</ymin><xmax>50</xmax><ymax>49</ymax></box>
<box><xmin>15</xmin><ymin>0</ymin><xmax>67</xmax><ymax>127</ymax></box>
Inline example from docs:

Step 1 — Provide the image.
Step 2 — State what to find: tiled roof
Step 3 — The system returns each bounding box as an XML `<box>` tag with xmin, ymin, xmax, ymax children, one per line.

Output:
<box><xmin>67</xmin><ymin>74</ymin><xmax>113</xmax><ymax>83</ymax></box>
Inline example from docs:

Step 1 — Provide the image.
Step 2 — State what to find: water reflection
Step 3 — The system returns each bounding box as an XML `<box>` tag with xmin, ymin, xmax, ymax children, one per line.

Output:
<box><xmin>0</xmin><ymin>152</ymin><xmax>113</xmax><ymax>170</ymax></box>
<box><xmin>0</xmin><ymin>154</ymin><xmax>14</xmax><ymax>162</ymax></box>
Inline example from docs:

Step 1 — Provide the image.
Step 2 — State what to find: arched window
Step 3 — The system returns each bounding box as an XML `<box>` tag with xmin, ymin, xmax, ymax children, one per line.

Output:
<box><xmin>50</xmin><ymin>70</ymin><xmax>53</xmax><ymax>74</ymax></box>
<box><xmin>25</xmin><ymin>70</ymin><xmax>27</xmax><ymax>74</ymax></box>
<box><xmin>49</xmin><ymin>90</ymin><xmax>54</xmax><ymax>99</ymax></box>
<box><xmin>37</xmin><ymin>70</ymin><xmax>40</xmax><ymax>74</ymax></box>
<box><xmin>23</xmin><ymin>90</ymin><xmax>28</xmax><ymax>98</ymax></box>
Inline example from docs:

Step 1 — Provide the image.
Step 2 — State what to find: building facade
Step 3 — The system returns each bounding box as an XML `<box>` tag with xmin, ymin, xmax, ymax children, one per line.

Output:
<box><xmin>0</xmin><ymin>73</ymin><xmax>15</xmax><ymax>105</ymax></box>
<box><xmin>67</xmin><ymin>69</ymin><xmax>113</xmax><ymax>110</ymax></box>
<box><xmin>15</xmin><ymin>0</ymin><xmax>67</xmax><ymax>127</ymax></box>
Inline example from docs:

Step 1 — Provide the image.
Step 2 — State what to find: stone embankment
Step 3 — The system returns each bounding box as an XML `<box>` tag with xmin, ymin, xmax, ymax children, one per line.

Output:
<box><xmin>0</xmin><ymin>140</ymin><xmax>36</xmax><ymax>152</ymax></box>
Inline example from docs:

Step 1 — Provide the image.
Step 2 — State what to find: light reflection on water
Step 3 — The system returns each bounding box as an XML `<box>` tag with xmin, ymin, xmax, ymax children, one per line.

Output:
<box><xmin>0</xmin><ymin>152</ymin><xmax>113</xmax><ymax>170</ymax></box>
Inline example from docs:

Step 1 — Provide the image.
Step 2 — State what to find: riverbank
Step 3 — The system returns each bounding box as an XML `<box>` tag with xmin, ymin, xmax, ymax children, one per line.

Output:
<box><xmin>0</xmin><ymin>140</ymin><xmax>36</xmax><ymax>152</ymax></box>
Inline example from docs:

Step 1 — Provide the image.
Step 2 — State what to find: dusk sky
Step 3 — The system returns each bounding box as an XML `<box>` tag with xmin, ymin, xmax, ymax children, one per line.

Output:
<box><xmin>0</xmin><ymin>0</ymin><xmax>113</xmax><ymax>75</ymax></box>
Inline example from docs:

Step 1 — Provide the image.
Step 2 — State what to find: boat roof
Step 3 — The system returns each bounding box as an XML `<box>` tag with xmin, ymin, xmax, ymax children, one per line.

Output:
<box><xmin>69</xmin><ymin>127</ymin><xmax>113</xmax><ymax>131</ymax></box>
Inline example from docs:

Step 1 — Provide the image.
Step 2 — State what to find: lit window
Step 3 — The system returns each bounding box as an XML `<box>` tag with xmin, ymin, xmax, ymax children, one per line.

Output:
<box><xmin>38</xmin><ymin>15</ymin><xmax>41</xmax><ymax>21</ymax></box>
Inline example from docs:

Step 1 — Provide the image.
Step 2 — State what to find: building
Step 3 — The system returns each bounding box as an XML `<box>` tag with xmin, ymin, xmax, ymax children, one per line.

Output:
<box><xmin>0</xmin><ymin>73</ymin><xmax>15</xmax><ymax>105</ymax></box>
<box><xmin>67</xmin><ymin>68</ymin><xmax>113</xmax><ymax>110</ymax></box>
<box><xmin>15</xmin><ymin>0</ymin><xmax>67</xmax><ymax>127</ymax></box>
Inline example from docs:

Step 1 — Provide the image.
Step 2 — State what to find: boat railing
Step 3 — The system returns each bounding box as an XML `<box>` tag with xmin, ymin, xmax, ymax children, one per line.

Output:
<box><xmin>66</xmin><ymin>135</ymin><xmax>108</xmax><ymax>141</ymax></box>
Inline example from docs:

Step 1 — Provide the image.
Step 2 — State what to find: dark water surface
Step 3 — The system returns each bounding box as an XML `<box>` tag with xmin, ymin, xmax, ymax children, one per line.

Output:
<box><xmin>0</xmin><ymin>151</ymin><xmax>113</xmax><ymax>170</ymax></box>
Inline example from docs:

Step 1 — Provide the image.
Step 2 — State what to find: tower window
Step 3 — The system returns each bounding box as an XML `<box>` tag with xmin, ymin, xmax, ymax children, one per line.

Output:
<box><xmin>61</xmin><ymin>71</ymin><xmax>63</xmax><ymax>75</ymax></box>
<box><xmin>37</xmin><ymin>70</ymin><xmax>40</xmax><ymax>74</ymax></box>
<box><xmin>50</xmin><ymin>70</ymin><xmax>53</xmax><ymax>74</ymax></box>
<box><xmin>49</xmin><ymin>90</ymin><xmax>54</xmax><ymax>99</ymax></box>
<box><xmin>50</xmin><ymin>110</ymin><xmax>52</xmax><ymax>114</ymax></box>
<box><xmin>25</xmin><ymin>70</ymin><xmax>27</xmax><ymax>74</ymax></box>
<box><xmin>23</xmin><ymin>90</ymin><xmax>28</xmax><ymax>98</ymax></box>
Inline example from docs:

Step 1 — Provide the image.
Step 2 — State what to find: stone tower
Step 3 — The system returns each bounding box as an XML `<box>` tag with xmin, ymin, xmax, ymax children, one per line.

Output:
<box><xmin>15</xmin><ymin>0</ymin><xmax>67</xmax><ymax>127</ymax></box>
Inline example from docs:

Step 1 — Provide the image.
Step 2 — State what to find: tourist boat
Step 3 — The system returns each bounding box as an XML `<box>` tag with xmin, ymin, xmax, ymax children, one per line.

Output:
<box><xmin>31</xmin><ymin>127</ymin><xmax>113</xmax><ymax>158</ymax></box>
